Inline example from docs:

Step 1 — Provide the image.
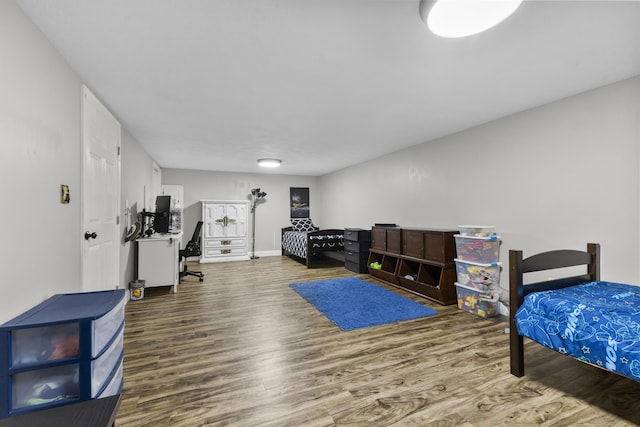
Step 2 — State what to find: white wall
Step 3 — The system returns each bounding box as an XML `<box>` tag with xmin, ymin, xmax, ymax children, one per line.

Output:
<box><xmin>120</xmin><ymin>128</ymin><xmax>158</xmax><ymax>288</ymax></box>
<box><xmin>0</xmin><ymin>1</ymin><xmax>84</xmax><ymax>321</ymax></box>
<box><xmin>0</xmin><ymin>1</ymin><xmax>156</xmax><ymax>323</ymax></box>
<box><xmin>319</xmin><ymin>76</ymin><xmax>640</xmax><ymax>298</ymax></box>
<box><xmin>161</xmin><ymin>169</ymin><xmax>319</xmax><ymax>256</ymax></box>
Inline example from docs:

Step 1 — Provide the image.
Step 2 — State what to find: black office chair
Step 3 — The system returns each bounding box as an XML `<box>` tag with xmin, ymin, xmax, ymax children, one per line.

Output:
<box><xmin>179</xmin><ymin>221</ymin><xmax>204</xmax><ymax>282</ymax></box>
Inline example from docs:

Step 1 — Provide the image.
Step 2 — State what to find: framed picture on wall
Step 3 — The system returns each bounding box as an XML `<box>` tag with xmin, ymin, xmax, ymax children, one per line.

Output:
<box><xmin>290</xmin><ymin>187</ymin><xmax>309</xmax><ymax>218</ymax></box>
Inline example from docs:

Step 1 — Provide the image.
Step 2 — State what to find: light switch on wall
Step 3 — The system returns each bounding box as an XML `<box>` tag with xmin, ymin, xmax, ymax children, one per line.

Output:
<box><xmin>60</xmin><ymin>184</ymin><xmax>70</xmax><ymax>204</ymax></box>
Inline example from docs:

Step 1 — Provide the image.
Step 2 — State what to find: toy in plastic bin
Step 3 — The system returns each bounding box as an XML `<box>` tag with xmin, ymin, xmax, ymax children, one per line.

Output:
<box><xmin>455</xmin><ymin>282</ymin><xmax>499</xmax><ymax>318</ymax></box>
<box><xmin>454</xmin><ymin>234</ymin><xmax>501</xmax><ymax>264</ymax></box>
<box><xmin>454</xmin><ymin>258</ymin><xmax>501</xmax><ymax>290</ymax></box>
<box><xmin>457</xmin><ymin>225</ymin><xmax>496</xmax><ymax>237</ymax></box>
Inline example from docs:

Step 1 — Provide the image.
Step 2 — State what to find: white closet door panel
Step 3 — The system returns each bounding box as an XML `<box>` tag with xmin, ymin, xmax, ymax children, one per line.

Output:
<box><xmin>200</xmin><ymin>200</ymin><xmax>249</xmax><ymax>263</ymax></box>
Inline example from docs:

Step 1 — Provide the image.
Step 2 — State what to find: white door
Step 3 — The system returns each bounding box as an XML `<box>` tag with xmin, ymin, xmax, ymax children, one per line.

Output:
<box><xmin>81</xmin><ymin>85</ymin><xmax>121</xmax><ymax>292</ymax></box>
<box><xmin>161</xmin><ymin>185</ymin><xmax>184</xmax><ymax>208</ymax></box>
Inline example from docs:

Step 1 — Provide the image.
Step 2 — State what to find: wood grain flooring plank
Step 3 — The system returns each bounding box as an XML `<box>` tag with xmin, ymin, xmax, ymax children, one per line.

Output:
<box><xmin>116</xmin><ymin>256</ymin><xmax>640</xmax><ymax>426</ymax></box>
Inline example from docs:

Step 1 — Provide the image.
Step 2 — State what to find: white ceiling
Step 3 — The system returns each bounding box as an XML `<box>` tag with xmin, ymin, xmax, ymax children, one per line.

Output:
<box><xmin>16</xmin><ymin>0</ymin><xmax>640</xmax><ymax>176</ymax></box>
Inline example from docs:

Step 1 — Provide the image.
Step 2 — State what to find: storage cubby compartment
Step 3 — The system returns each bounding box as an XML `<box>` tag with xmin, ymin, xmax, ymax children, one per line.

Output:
<box><xmin>397</xmin><ymin>259</ymin><xmax>457</xmax><ymax>305</ymax></box>
<box><xmin>367</xmin><ymin>251</ymin><xmax>383</xmax><ymax>268</ymax></box>
<box><xmin>380</xmin><ymin>255</ymin><xmax>398</xmax><ymax>275</ymax></box>
<box><xmin>398</xmin><ymin>259</ymin><xmax>420</xmax><ymax>282</ymax></box>
<box><xmin>367</xmin><ymin>252</ymin><xmax>399</xmax><ymax>284</ymax></box>
<box><xmin>417</xmin><ymin>264</ymin><xmax>441</xmax><ymax>286</ymax></box>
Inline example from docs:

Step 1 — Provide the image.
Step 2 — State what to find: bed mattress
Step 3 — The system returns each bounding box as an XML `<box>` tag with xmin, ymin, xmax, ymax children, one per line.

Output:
<box><xmin>282</xmin><ymin>231</ymin><xmax>343</xmax><ymax>259</ymax></box>
<box><xmin>515</xmin><ymin>281</ymin><xmax>640</xmax><ymax>380</ymax></box>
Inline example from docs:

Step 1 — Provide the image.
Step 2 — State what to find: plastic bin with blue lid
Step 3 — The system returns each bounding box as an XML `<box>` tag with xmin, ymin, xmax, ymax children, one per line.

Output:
<box><xmin>455</xmin><ymin>282</ymin><xmax>500</xmax><ymax>318</ymax></box>
<box><xmin>454</xmin><ymin>234</ymin><xmax>501</xmax><ymax>264</ymax></box>
<box><xmin>454</xmin><ymin>258</ymin><xmax>501</xmax><ymax>291</ymax></box>
<box><xmin>457</xmin><ymin>225</ymin><xmax>496</xmax><ymax>237</ymax></box>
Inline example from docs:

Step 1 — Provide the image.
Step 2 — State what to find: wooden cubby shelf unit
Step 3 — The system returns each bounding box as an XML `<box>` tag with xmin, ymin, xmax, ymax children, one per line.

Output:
<box><xmin>367</xmin><ymin>251</ymin><xmax>400</xmax><ymax>285</ymax></box>
<box><xmin>367</xmin><ymin>226</ymin><xmax>458</xmax><ymax>305</ymax></box>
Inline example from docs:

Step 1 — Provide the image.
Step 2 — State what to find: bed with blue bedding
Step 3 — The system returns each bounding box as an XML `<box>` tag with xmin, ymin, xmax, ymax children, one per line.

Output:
<box><xmin>514</xmin><ymin>280</ymin><xmax>640</xmax><ymax>380</ymax></box>
<box><xmin>508</xmin><ymin>242</ymin><xmax>640</xmax><ymax>382</ymax></box>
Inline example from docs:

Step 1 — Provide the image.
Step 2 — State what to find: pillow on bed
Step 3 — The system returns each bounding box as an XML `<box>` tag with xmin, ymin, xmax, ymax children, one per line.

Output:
<box><xmin>291</xmin><ymin>218</ymin><xmax>315</xmax><ymax>232</ymax></box>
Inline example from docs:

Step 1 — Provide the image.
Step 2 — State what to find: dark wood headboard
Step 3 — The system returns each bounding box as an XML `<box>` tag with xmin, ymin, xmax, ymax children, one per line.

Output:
<box><xmin>508</xmin><ymin>242</ymin><xmax>600</xmax><ymax>376</ymax></box>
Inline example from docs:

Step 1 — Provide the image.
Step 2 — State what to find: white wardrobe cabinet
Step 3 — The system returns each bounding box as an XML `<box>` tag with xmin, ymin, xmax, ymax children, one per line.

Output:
<box><xmin>200</xmin><ymin>200</ymin><xmax>249</xmax><ymax>263</ymax></box>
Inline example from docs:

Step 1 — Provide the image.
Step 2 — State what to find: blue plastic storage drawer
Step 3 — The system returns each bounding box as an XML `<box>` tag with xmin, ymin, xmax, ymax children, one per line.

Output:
<box><xmin>0</xmin><ymin>289</ymin><xmax>126</xmax><ymax>418</ymax></box>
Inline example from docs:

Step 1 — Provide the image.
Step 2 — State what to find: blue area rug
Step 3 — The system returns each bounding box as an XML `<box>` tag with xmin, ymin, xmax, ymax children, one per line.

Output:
<box><xmin>290</xmin><ymin>277</ymin><xmax>437</xmax><ymax>331</ymax></box>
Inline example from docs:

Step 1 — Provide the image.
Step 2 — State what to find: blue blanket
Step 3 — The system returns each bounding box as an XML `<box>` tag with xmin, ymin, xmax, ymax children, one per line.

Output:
<box><xmin>515</xmin><ymin>281</ymin><xmax>640</xmax><ymax>380</ymax></box>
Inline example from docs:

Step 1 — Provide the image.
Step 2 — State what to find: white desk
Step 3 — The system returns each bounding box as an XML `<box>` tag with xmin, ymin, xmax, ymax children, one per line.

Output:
<box><xmin>137</xmin><ymin>232</ymin><xmax>183</xmax><ymax>293</ymax></box>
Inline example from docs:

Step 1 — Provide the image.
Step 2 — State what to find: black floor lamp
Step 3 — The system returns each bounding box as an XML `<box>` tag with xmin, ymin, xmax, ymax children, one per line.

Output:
<box><xmin>250</xmin><ymin>188</ymin><xmax>267</xmax><ymax>259</ymax></box>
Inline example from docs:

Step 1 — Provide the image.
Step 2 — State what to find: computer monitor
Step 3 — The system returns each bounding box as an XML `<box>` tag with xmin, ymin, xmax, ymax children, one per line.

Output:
<box><xmin>154</xmin><ymin>195</ymin><xmax>171</xmax><ymax>234</ymax></box>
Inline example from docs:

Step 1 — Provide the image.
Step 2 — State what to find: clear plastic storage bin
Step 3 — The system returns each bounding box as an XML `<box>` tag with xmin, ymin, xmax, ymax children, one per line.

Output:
<box><xmin>455</xmin><ymin>282</ymin><xmax>500</xmax><ymax>318</ymax></box>
<box><xmin>454</xmin><ymin>235</ymin><xmax>500</xmax><ymax>264</ymax></box>
<box><xmin>454</xmin><ymin>259</ymin><xmax>501</xmax><ymax>290</ymax></box>
<box><xmin>457</xmin><ymin>225</ymin><xmax>496</xmax><ymax>237</ymax></box>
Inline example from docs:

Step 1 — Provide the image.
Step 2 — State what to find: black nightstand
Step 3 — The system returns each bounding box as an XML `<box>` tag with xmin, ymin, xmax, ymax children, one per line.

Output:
<box><xmin>344</xmin><ymin>228</ymin><xmax>371</xmax><ymax>274</ymax></box>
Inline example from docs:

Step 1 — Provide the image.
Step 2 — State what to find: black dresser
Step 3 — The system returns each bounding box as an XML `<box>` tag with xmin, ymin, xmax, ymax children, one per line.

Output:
<box><xmin>344</xmin><ymin>228</ymin><xmax>372</xmax><ymax>273</ymax></box>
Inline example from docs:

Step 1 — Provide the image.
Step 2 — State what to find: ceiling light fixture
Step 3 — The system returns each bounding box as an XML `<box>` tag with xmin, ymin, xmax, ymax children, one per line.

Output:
<box><xmin>420</xmin><ymin>0</ymin><xmax>522</xmax><ymax>38</ymax></box>
<box><xmin>257</xmin><ymin>158</ymin><xmax>282</xmax><ymax>168</ymax></box>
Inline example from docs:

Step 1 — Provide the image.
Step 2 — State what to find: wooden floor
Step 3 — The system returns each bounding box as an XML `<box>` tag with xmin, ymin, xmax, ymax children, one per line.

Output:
<box><xmin>116</xmin><ymin>256</ymin><xmax>640</xmax><ymax>426</ymax></box>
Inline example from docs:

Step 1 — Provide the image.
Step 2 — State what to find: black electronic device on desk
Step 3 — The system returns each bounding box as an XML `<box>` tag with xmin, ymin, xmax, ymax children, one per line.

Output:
<box><xmin>153</xmin><ymin>195</ymin><xmax>171</xmax><ymax>234</ymax></box>
<box><xmin>139</xmin><ymin>195</ymin><xmax>172</xmax><ymax>237</ymax></box>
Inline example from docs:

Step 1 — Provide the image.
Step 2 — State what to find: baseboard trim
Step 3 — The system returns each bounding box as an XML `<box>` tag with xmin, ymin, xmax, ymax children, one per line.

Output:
<box><xmin>250</xmin><ymin>250</ymin><xmax>283</xmax><ymax>258</ymax></box>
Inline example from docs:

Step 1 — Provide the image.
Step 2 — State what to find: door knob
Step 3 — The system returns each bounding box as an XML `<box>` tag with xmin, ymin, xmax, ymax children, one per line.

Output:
<box><xmin>84</xmin><ymin>231</ymin><xmax>98</xmax><ymax>240</ymax></box>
